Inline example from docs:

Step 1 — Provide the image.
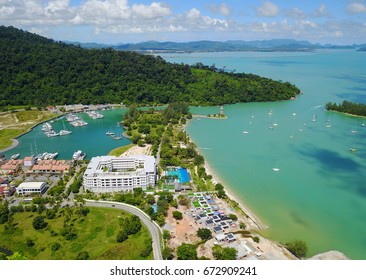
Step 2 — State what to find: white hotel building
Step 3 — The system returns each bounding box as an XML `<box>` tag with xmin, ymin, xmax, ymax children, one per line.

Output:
<box><xmin>83</xmin><ymin>155</ymin><xmax>156</xmax><ymax>193</ymax></box>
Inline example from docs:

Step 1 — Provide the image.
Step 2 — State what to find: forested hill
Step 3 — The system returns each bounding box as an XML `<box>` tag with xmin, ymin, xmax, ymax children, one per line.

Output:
<box><xmin>0</xmin><ymin>26</ymin><xmax>300</xmax><ymax>108</ymax></box>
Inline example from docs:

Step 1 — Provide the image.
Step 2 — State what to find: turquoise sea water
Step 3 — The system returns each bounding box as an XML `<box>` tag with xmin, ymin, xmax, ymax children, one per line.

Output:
<box><xmin>160</xmin><ymin>50</ymin><xmax>366</xmax><ymax>259</ymax></box>
<box><xmin>2</xmin><ymin>109</ymin><xmax>130</xmax><ymax>159</ymax></box>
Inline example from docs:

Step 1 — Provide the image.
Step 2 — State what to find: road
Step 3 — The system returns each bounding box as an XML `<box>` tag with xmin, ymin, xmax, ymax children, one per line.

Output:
<box><xmin>84</xmin><ymin>200</ymin><xmax>163</xmax><ymax>260</ymax></box>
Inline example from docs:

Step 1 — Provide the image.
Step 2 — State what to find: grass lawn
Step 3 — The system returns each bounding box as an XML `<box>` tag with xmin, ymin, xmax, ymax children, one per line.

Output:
<box><xmin>0</xmin><ymin>110</ymin><xmax>58</xmax><ymax>150</ymax></box>
<box><xmin>0</xmin><ymin>207</ymin><xmax>153</xmax><ymax>260</ymax></box>
<box><xmin>108</xmin><ymin>144</ymin><xmax>135</xmax><ymax>156</ymax></box>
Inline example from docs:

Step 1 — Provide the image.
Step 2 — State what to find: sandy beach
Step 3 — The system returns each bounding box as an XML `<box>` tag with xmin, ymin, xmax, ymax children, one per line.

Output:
<box><xmin>202</xmin><ymin>160</ymin><xmax>267</xmax><ymax>231</ymax></box>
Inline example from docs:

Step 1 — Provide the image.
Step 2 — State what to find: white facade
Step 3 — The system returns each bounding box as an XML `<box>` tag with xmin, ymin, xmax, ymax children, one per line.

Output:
<box><xmin>17</xmin><ymin>182</ymin><xmax>47</xmax><ymax>195</ymax></box>
<box><xmin>83</xmin><ymin>155</ymin><xmax>156</xmax><ymax>193</ymax></box>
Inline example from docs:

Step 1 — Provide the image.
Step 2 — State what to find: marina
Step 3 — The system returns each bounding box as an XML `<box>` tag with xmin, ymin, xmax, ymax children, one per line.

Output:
<box><xmin>2</xmin><ymin>109</ymin><xmax>130</xmax><ymax>160</ymax></box>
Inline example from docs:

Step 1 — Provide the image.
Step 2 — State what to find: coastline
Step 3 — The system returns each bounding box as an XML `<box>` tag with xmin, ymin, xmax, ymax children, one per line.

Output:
<box><xmin>202</xmin><ymin>157</ymin><xmax>267</xmax><ymax>231</ymax></box>
<box><xmin>0</xmin><ymin>138</ymin><xmax>19</xmax><ymax>153</ymax></box>
<box><xmin>184</xmin><ymin>116</ymin><xmax>266</xmax><ymax>231</ymax></box>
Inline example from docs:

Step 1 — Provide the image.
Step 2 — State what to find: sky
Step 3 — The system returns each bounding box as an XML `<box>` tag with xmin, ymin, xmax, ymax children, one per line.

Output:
<box><xmin>1</xmin><ymin>0</ymin><xmax>366</xmax><ymax>44</ymax></box>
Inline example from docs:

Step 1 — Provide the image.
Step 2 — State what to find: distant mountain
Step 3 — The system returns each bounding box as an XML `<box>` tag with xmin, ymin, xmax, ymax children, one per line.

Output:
<box><xmin>64</xmin><ymin>39</ymin><xmax>366</xmax><ymax>53</ymax></box>
<box><xmin>114</xmin><ymin>39</ymin><xmax>317</xmax><ymax>52</ymax></box>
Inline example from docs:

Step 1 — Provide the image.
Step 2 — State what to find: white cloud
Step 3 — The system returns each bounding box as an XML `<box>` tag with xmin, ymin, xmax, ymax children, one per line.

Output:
<box><xmin>131</xmin><ymin>2</ymin><xmax>171</xmax><ymax>19</ymax></box>
<box><xmin>284</xmin><ymin>7</ymin><xmax>305</xmax><ymax>19</ymax></box>
<box><xmin>256</xmin><ymin>1</ymin><xmax>279</xmax><ymax>17</ymax></box>
<box><xmin>347</xmin><ymin>2</ymin><xmax>366</xmax><ymax>14</ymax></box>
<box><xmin>208</xmin><ymin>3</ymin><xmax>231</xmax><ymax>17</ymax></box>
<box><xmin>312</xmin><ymin>4</ymin><xmax>330</xmax><ymax>17</ymax></box>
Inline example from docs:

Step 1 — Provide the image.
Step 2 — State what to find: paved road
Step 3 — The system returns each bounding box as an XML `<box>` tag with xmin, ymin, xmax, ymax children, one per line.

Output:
<box><xmin>85</xmin><ymin>200</ymin><xmax>163</xmax><ymax>260</ymax></box>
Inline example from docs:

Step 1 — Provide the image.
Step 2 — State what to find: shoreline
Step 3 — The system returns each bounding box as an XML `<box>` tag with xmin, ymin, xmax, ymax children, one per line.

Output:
<box><xmin>184</xmin><ymin>116</ymin><xmax>267</xmax><ymax>231</ymax></box>
<box><xmin>0</xmin><ymin>138</ymin><xmax>19</xmax><ymax>153</ymax></box>
<box><xmin>202</xmin><ymin>158</ymin><xmax>267</xmax><ymax>231</ymax></box>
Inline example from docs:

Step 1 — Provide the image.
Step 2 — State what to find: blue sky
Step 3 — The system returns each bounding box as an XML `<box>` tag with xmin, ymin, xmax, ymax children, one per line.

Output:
<box><xmin>1</xmin><ymin>1</ymin><xmax>366</xmax><ymax>44</ymax></box>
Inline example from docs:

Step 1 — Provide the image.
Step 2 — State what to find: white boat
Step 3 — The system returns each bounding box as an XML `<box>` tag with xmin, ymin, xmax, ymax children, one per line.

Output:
<box><xmin>312</xmin><ymin>115</ymin><xmax>317</xmax><ymax>122</ymax></box>
<box><xmin>45</xmin><ymin>130</ymin><xmax>59</xmax><ymax>137</ymax></box>
<box><xmin>351</xmin><ymin>128</ymin><xmax>357</xmax><ymax>134</ymax></box>
<box><xmin>42</xmin><ymin>122</ymin><xmax>53</xmax><ymax>131</ymax></box>
<box><xmin>242</xmin><ymin>130</ymin><xmax>249</xmax><ymax>134</ymax></box>
<box><xmin>73</xmin><ymin>150</ymin><xmax>86</xmax><ymax>160</ymax></box>
<box><xmin>350</xmin><ymin>147</ymin><xmax>357</xmax><ymax>152</ymax></box>
<box><xmin>325</xmin><ymin>120</ymin><xmax>332</xmax><ymax>128</ymax></box>
<box><xmin>361</xmin><ymin>123</ymin><xmax>365</xmax><ymax>127</ymax></box>
<box><xmin>106</xmin><ymin>130</ymin><xmax>114</xmax><ymax>136</ymax></box>
<box><xmin>113</xmin><ymin>135</ymin><xmax>122</xmax><ymax>140</ymax></box>
<box><xmin>268</xmin><ymin>125</ymin><xmax>274</xmax><ymax>130</ymax></box>
<box><xmin>11</xmin><ymin>153</ymin><xmax>20</xmax><ymax>160</ymax></box>
<box><xmin>59</xmin><ymin>129</ymin><xmax>72</xmax><ymax>136</ymax></box>
<box><xmin>272</xmin><ymin>167</ymin><xmax>280</xmax><ymax>172</ymax></box>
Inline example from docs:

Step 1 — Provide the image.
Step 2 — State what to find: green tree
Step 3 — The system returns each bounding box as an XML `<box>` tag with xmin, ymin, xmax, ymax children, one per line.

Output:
<box><xmin>0</xmin><ymin>200</ymin><xmax>10</xmax><ymax>224</ymax></box>
<box><xmin>172</xmin><ymin>210</ymin><xmax>183</xmax><ymax>220</ymax></box>
<box><xmin>197</xmin><ymin>228</ymin><xmax>212</xmax><ymax>241</ymax></box>
<box><xmin>32</xmin><ymin>215</ymin><xmax>48</xmax><ymax>230</ymax></box>
<box><xmin>212</xmin><ymin>245</ymin><xmax>237</xmax><ymax>260</ymax></box>
<box><xmin>285</xmin><ymin>240</ymin><xmax>308</xmax><ymax>259</ymax></box>
<box><xmin>76</xmin><ymin>251</ymin><xmax>89</xmax><ymax>260</ymax></box>
<box><xmin>162</xmin><ymin>246</ymin><xmax>174</xmax><ymax>260</ymax></box>
<box><xmin>116</xmin><ymin>230</ymin><xmax>128</xmax><ymax>243</ymax></box>
<box><xmin>177</xmin><ymin>243</ymin><xmax>197</xmax><ymax>260</ymax></box>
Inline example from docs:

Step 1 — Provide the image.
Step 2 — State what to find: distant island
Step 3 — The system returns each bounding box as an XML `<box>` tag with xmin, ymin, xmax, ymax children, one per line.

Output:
<box><xmin>326</xmin><ymin>100</ymin><xmax>366</xmax><ymax>117</ymax></box>
<box><xmin>66</xmin><ymin>39</ymin><xmax>366</xmax><ymax>53</ymax></box>
<box><xmin>0</xmin><ymin>26</ymin><xmax>300</xmax><ymax>110</ymax></box>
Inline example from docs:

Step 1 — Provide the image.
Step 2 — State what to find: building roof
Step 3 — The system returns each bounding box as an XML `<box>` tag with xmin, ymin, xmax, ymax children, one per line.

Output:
<box><xmin>18</xmin><ymin>182</ymin><xmax>46</xmax><ymax>189</ymax></box>
<box><xmin>84</xmin><ymin>155</ymin><xmax>155</xmax><ymax>178</ymax></box>
<box><xmin>215</xmin><ymin>233</ymin><xmax>226</xmax><ymax>241</ymax></box>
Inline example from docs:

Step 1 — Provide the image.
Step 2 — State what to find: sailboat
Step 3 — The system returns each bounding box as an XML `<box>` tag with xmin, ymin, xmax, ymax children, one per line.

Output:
<box><xmin>106</xmin><ymin>129</ymin><xmax>114</xmax><ymax>136</ymax></box>
<box><xmin>325</xmin><ymin>120</ymin><xmax>332</xmax><ymax>128</ymax></box>
<box><xmin>59</xmin><ymin>121</ymin><xmax>72</xmax><ymax>136</ymax></box>
<box><xmin>312</xmin><ymin>114</ymin><xmax>317</xmax><ymax>122</ymax></box>
<box><xmin>272</xmin><ymin>161</ymin><xmax>280</xmax><ymax>172</ymax></box>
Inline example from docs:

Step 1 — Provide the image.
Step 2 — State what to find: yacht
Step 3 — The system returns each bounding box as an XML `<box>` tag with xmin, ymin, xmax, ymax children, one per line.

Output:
<box><xmin>113</xmin><ymin>135</ymin><xmax>122</xmax><ymax>140</ymax></box>
<box><xmin>42</xmin><ymin>122</ymin><xmax>53</xmax><ymax>131</ymax></box>
<box><xmin>106</xmin><ymin>130</ymin><xmax>114</xmax><ymax>136</ymax></box>
<box><xmin>242</xmin><ymin>130</ymin><xmax>249</xmax><ymax>134</ymax></box>
<box><xmin>59</xmin><ymin>129</ymin><xmax>72</xmax><ymax>136</ymax></box>
<box><xmin>73</xmin><ymin>150</ymin><xmax>86</xmax><ymax>160</ymax></box>
<box><xmin>350</xmin><ymin>147</ymin><xmax>357</xmax><ymax>152</ymax></box>
<box><xmin>272</xmin><ymin>167</ymin><xmax>280</xmax><ymax>172</ymax></box>
<box><xmin>11</xmin><ymin>153</ymin><xmax>20</xmax><ymax>160</ymax></box>
<box><xmin>45</xmin><ymin>130</ymin><xmax>59</xmax><ymax>137</ymax></box>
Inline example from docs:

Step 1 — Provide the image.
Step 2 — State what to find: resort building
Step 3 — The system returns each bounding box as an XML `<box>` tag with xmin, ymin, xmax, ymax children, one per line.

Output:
<box><xmin>30</xmin><ymin>160</ymin><xmax>71</xmax><ymax>174</ymax></box>
<box><xmin>83</xmin><ymin>155</ymin><xmax>156</xmax><ymax>193</ymax></box>
<box><xmin>16</xmin><ymin>182</ymin><xmax>47</xmax><ymax>196</ymax></box>
<box><xmin>0</xmin><ymin>159</ymin><xmax>23</xmax><ymax>174</ymax></box>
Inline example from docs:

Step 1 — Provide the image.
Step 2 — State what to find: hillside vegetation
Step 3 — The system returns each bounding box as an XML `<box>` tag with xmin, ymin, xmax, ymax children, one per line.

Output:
<box><xmin>0</xmin><ymin>26</ymin><xmax>300</xmax><ymax>109</ymax></box>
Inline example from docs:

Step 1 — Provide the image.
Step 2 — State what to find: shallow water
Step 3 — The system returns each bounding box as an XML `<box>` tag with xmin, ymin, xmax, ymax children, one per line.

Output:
<box><xmin>161</xmin><ymin>50</ymin><xmax>366</xmax><ymax>259</ymax></box>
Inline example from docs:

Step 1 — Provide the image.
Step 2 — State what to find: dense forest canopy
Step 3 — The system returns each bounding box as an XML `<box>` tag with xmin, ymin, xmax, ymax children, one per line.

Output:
<box><xmin>326</xmin><ymin>101</ymin><xmax>366</xmax><ymax>117</ymax></box>
<box><xmin>0</xmin><ymin>26</ymin><xmax>300</xmax><ymax>109</ymax></box>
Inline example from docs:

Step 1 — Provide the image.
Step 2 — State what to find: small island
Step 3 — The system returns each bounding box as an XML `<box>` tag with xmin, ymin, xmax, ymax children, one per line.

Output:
<box><xmin>325</xmin><ymin>100</ymin><xmax>366</xmax><ymax>117</ymax></box>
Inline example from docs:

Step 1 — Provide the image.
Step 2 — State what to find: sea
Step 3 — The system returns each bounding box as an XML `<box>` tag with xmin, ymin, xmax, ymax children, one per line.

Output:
<box><xmin>159</xmin><ymin>50</ymin><xmax>366</xmax><ymax>259</ymax></box>
<box><xmin>2</xmin><ymin>50</ymin><xmax>366</xmax><ymax>259</ymax></box>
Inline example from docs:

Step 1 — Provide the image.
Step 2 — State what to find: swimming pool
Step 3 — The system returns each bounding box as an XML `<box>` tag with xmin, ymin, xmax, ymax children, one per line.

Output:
<box><xmin>167</xmin><ymin>168</ymin><xmax>190</xmax><ymax>183</ymax></box>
